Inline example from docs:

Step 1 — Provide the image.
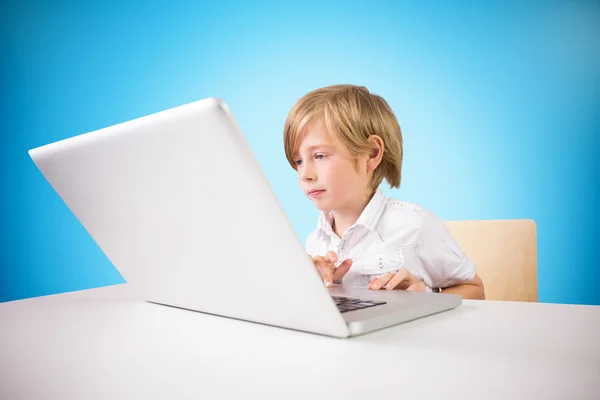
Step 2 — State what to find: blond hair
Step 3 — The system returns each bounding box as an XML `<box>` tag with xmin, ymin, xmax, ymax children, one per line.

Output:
<box><xmin>283</xmin><ymin>84</ymin><xmax>403</xmax><ymax>190</ymax></box>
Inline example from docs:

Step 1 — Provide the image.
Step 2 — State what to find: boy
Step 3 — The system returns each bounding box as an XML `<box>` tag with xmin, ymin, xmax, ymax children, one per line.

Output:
<box><xmin>283</xmin><ymin>85</ymin><xmax>485</xmax><ymax>299</ymax></box>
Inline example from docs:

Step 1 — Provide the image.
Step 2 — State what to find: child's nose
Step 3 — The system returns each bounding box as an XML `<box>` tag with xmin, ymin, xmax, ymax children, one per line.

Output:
<box><xmin>301</xmin><ymin>165</ymin><xmax>316</xmax><ymax>182</ymax></box>
<box><xmin>302</xmin><ymin>173</ymin><xmax>315</xmax><ymax>182</ymax></box>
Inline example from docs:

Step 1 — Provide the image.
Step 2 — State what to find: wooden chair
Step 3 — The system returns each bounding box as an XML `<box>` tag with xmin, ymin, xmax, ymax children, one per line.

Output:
<box><xmin>444</xmin><ymin>219</ymin><xmax>538</xmax><ymax>302</ymax></box>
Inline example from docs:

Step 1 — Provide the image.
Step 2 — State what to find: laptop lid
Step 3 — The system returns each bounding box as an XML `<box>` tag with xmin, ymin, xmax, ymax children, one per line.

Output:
<box><xmin>29</xmin><ymin>98</ymin><xmax>349</xmax><ymax>338</ymax></box>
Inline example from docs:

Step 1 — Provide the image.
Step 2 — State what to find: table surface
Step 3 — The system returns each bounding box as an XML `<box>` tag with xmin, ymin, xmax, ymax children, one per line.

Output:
<box><xmin>1</xmin><ymin>283</ymin><xmax>599</xmax><ymax>400</ymax></box>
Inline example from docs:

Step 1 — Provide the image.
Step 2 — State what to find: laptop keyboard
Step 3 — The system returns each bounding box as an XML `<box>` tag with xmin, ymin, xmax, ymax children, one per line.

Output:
<box><xmin>331</xmin><ymin>296</ymin><xmax>387</xmax><ymax>313</ymax></box>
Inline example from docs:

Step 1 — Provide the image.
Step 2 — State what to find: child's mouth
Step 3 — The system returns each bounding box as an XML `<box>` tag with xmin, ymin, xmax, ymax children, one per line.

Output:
<box><xmin>308</xmin><ymin>190</ymin><xmax>325</xmax><ymax>198</ymax></box>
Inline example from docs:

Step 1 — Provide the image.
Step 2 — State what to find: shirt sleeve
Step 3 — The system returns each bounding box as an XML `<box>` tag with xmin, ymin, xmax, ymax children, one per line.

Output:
<box><xmin>416</xmin><ymin>211</ymin><xmax>476</xmax><ymax>289</ymax></box>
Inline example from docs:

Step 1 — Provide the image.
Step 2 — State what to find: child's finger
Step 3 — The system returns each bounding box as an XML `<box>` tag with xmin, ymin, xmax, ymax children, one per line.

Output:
<box><xmin>324</xmin><ymin>250</ymin><xmax>338</xmax><ymax>264</ymax></box>
<box><xmin>384</xmin><ymin>269</ymin><xmax>410</xmax><ymax>290</ymax></box>
<box><xmin>314</xmin><ymin>257</ymin><xmax>334</xmax><ymax>287</ymax></box>
<box><xmin>368</xmin><ymin>277</ymin><xmax>381</xmax><ymax>288</ymax></box>
<box><xmin>369</xmin><ymin>273</ymin><xmax>393</xmax><ymax>290</ymax></box>
<box><xmin>311</xmin><ymin>256</ymin><xmax>328</xmax><ymax>279</ymax></box>
<box><xmin>332</xmin><ymin>258</ymin><xmax>353</xmax><ymax>281</ymax></box>
<box><xmin>311</xmin><ymin>255</ymin><xmax>324</xmax><ymax>270</ymax></box>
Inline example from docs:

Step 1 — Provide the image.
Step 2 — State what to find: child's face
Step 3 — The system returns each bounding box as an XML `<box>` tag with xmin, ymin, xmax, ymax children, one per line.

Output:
<box><xmin>293</xmin><ymin>121</ymin><xmax>371</xmax><ymax>212</ymax></box>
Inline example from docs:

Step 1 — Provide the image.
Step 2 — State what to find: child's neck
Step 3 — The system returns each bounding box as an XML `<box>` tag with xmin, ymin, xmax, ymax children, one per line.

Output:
<box><xmin>330</xmin><ymin>191</ymin><xmax>375</xmax><ymax>238</ymax></box>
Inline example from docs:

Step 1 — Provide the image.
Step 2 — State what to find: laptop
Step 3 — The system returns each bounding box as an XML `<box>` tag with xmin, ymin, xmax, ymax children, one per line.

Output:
<box><xmin>28</xmin><ymin>98</ymin><xmax>461</xmax><ymax>338</ymax></box>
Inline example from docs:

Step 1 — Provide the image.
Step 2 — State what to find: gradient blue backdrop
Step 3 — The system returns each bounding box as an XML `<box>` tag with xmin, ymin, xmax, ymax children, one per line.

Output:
<box><xmin>1</xmin><ymin>0</ymin><xmax>599</xmax><ymax>305</ymax></box>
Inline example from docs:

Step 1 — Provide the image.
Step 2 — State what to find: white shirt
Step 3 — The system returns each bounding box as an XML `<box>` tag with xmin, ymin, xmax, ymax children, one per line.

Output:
<box><xmin>305</xmin><ymin>188</ymin><xmax>476</xmax><ymax>289</ymax></box>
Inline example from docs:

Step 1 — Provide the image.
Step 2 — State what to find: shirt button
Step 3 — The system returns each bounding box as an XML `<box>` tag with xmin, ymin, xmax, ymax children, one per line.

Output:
<box><xmin>377</xmin><ymin>258</ymin><xmax>384</xmax><ymax>268</ymax></box>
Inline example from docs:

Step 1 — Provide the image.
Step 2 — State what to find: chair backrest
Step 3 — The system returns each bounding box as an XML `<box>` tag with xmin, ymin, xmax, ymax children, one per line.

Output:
<box><xmin>444</xmin><ymin>219</ymin><xmax>538</xmax><ymax>302</ymax></box>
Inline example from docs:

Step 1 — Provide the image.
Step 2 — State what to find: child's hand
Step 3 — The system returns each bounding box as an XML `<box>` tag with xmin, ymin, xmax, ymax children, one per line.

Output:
<box><xmin>311</xmin><ymin>250</ymin><xmax>353</xmax><ymax>287</ymax></box>
<box><xmin>368</xmin><ymin>268</ymin><xmax>426</xmax><ymax>291</ymax></box>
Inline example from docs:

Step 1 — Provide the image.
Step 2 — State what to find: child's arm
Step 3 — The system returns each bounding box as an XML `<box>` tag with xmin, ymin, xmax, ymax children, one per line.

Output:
<box><xmin>367</xmin><ymin>269</ymin><xmax>485</xmax><ymax>299</ymax></box>
<box><xmin>437</xmin><ymin>273</ymin><xmax>485</xmax><ymax>299</ymax></box>
<box><xmin>416</xmin><ymin>211</ymin><xmax>486</xmax><ymax>298</ymax></box>
<box><xmin>368</xmin><ymin>211</ymin><xmax>486</xmax><ymax>299</ymax></box>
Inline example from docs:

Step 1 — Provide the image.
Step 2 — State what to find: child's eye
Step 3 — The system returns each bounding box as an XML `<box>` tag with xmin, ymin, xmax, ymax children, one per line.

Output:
<box><xmin>315</xmin><ymin>154</ymin><xmax>326</xmax><ymax>160</ymax></box>
<box><xmin>294</xmin><ymin>159</ymin><xmax>303</xmax><ymax>166</ymax></box>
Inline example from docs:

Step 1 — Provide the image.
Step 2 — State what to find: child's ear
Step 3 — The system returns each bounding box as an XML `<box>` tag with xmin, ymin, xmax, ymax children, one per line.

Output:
<box><xmin>366</xmin><ymin>135</ymin><xmax>384</xmax><ymax>171</ymax></box>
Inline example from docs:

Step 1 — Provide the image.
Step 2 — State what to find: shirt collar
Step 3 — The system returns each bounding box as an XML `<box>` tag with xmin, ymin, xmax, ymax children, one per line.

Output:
<box><xmin>317</xmin><ymin>188</ymin><xmax>388</xmax><ymax>235</ymax></box>
<box><xmin>356</xmin><ymin>187</ymin><xmax>388</xmax><ymax>231</ymax></box>
<box><xmin>317</xmin><ymin>210</ymin><xmax>336</xmax><ymax>237</ymax></box>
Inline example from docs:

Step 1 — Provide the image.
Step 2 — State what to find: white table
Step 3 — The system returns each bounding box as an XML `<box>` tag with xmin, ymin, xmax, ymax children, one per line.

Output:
<box><xmin>1</xmin><ymin>284</ymin><xmax>599</xmax><ymax>400</ymax></box>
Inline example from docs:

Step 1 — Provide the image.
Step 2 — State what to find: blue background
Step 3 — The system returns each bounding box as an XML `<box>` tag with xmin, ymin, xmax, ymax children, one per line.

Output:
<box><xmin>1</xmin><ymin>0</ymin><xmax>599</xmax><ymax>305</ymax></box>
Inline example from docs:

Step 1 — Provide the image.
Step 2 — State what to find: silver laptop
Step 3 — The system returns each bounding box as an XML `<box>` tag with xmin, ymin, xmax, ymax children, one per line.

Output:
<box><xmin>28</xmin><ymin>98</ymin><xmax>461</xmax><ymax>338</ymax></box>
